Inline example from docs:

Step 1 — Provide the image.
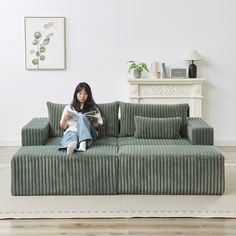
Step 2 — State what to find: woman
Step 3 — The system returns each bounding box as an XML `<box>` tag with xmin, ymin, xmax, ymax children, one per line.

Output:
<box><xmin>59</xmin><ymin>82</ymin><xmax>103</xmax><ymax>155</ymax></box>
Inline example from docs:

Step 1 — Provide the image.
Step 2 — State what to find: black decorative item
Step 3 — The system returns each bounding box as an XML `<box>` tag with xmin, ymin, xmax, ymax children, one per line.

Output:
<box><xmin>188</xmin><ymin>60</ymin><xmax>197</xmax><ymax>78</ymax></box>
<box><xmin>183</xmin><ymin>50</ymin><xmax>203</xmax><ymax>78</ymax></box>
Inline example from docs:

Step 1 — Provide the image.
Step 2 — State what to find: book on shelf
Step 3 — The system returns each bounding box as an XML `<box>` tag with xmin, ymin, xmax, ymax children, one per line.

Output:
<box><xmin>150</xmin><ymin>61</ymin><xmax>160</xmax><ymax>79</ymax></box>
<box><xmin>162</xmin><ymin>63</ymin><xmax>168</xmax><ymax>78</ymax></box>
<box><xmin>67</xmin><ymin>110</ymin><xmax>98</xmax><ymax>122</ymax></box>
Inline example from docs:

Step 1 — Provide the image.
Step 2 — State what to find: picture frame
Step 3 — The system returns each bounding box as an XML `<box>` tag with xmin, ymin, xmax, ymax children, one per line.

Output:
<box><xmin>170</xmin><ymin>68</ymin><xmax>187</xmax><ymax>79</ymax></box>
<box><xmin>24</xmin><ymin>16</ymin><xmax>66</xmax><ymax>70</ymax></box>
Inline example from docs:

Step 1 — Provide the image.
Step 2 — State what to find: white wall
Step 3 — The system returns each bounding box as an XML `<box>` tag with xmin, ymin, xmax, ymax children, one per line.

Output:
<box><xmin>0</xmin><ymin>0</ymin><xmax>236</xmax><ymax>146</ymax></box>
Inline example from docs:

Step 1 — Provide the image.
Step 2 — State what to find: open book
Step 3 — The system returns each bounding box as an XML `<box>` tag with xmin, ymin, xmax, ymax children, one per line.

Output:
<box><xmin>67</xmin><ymin>110</ymin><xmax>98</xmax><ymax>123</ymax></box>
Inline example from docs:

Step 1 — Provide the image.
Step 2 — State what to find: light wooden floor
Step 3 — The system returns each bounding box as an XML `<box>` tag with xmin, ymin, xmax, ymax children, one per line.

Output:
<box><xmin>1</xmin><ymin>218</ymin><xmax>236</xmax><ymax>236</ymax></box>
<box><xmin>0</xmin><ymin>146</ymin><xmax>236</xmax><ymax>236</ymax></box>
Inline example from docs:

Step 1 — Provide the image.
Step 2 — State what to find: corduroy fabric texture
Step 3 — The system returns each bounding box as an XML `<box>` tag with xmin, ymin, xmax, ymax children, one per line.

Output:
<box><xmin>134</xmin><ymin>116</ymin><xmax>182</xmax><ymax>139</ymax></box>
<box><xmin>187</xmin><ymin>118</ymin><xmax>214</xmax><ymax>145</ymax></box>
<box><xmin>47</xmin><ymin>101</ymin><xmax>119</xmax><ymax>138</ymax></box>
<box><xmin>44</xmin><ymin>137</ymin><xmax>190</xmax><ymax>147</ymax></box>
<box><xmin>47</xmin><ymin>102</ymin><xmax>65</xmax><ymax>137</ymax></box>
<box><xmin>119</xmin><ymin>102</ymin><xmax>189</xmax><ymax>137</ymax></box>
<box><xmin>11</xmin><ymin>146</ymin><xmax>118</xmax><ymax>196</ymax></box>
<box><xmin>16</xmin><ymin>101</ymin><xmax>224</xmax><ymax>196</ymax></box>
<box><xmin>99</xmin><ymin>101</ymin><xmax>119</xmax><ymax>137</ymax></box>
<box><xmin>118</xmin><ymin>145</ymin><xmax>225</xmax><ymax>195</ymax></box>
<box><xmin>21</xmin><ymin>118</ymin><xmax>49</xmax><ymax>146</ymax></box>
<box><xmin>117</xmin><ymin>137</ymin><xmax>190</xmax><ymax>146</ymax></box>
<box><xmin>44</xmin><ymin>137</ymin><xmax>118</xmax><ymax>146</ymax></box>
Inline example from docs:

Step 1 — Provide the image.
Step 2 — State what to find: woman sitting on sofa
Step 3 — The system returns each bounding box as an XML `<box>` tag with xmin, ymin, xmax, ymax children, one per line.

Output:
<box><xmin>59</xmin><ymin>82</ymin><xmax>103</xmax><ymax>155</ymax></box>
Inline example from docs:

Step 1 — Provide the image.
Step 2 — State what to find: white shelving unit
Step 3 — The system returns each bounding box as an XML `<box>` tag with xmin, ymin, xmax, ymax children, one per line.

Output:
<box><xmin>128</xmin><ymin>78</ymin><xmax>205</xmax><ymax>117</ymax></box>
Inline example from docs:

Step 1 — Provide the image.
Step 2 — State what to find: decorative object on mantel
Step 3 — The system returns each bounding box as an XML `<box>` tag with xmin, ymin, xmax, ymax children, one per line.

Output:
<box><xmin>128</xmin><ymin>61</ymin><xmax>149</xmax><ymax>78</ymax></box>
<box><xmin>161</xmin><ymin>62</ymin><xmax>168</xmax><ymax>78</ymax></box>
<box><xmin>170</xmin><ymin>68</ymin><xmax>187</xmax><ymax>79</ymax></box>
<box><xmin>150</xmin><ymin>61</ymin><xmax>160</xmax><ymax>79</ymax></box>
<box><xmin>183</xmin><ymin>50</ymin><xmax>204</xmax><ymax>78</ymax></box>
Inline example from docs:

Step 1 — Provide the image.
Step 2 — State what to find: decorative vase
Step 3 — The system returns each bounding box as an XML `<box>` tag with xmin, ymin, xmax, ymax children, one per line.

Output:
<box><xmin>134</xmin><ymin>70</ymin><xmax>141</xmax><ymax>78</ymax></box>
<box><xmin>188</xmin><ymin>62</ymin><xmax>197</xmax><ymax>78</ymax></box>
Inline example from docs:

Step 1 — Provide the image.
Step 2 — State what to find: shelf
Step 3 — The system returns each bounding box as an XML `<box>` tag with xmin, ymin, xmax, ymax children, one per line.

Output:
<box><xmin>128</xmin><ymin>78</ymin><xmax>205</xmax><ymax>85</ymax></box>
<box><xmin>128</xmin><ymin>78</ymin><xmax>205</xmax><ymax>117</ymax></box>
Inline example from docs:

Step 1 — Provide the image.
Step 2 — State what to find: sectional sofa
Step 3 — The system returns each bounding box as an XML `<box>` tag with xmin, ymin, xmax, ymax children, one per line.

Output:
<box><xmin>11</xmin><ymin>101</ymin><xmax>225</xmax><ymax>196</ymax></box>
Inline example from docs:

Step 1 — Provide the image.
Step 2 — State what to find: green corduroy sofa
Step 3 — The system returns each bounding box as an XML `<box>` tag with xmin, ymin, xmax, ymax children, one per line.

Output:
<box><xmin>11</xmin><ymin>101</ymin><xmax>225</xmax><ymax>196</ymax></box>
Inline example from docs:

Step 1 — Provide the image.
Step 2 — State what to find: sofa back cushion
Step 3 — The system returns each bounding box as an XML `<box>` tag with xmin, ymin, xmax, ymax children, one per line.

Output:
<box><xmin>47</xmin><ymin>102</ymin><xmax>65</xmax><ymax>137</ymax></box>
<box><xmin>134</xmin><ymin>116</ymin><xmax>182</xmax><ymax>139</ymax></box>
<box><xmin>98</xmin><ymin>102</ymin><xmax>119</xmax><ymax>137</ymax></box>
<box><xmin>119</xmin><ymin>102</ymin><xmax>189</xmax><ymax>137</ymax></box>
<box><xmin>47</xmin><ymin>101</ymin><xmax>119</xmax><ymax>137</ymax></box>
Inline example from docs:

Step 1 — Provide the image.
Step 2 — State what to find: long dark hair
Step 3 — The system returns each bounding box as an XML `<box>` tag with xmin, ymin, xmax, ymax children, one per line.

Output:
<box><xmin>71</xmin><ymin>82</ymin><xmax>98</xmax><ymax>113</ymax></box>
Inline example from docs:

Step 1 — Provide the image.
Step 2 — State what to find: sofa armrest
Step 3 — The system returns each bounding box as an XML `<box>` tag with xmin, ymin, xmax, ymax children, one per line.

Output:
<box><xmin>187</xmin><ymin>117</ymin><xmax>214</xmax><ymax>145</ymax></box>
<box><xmin>21</xmin><ymin>118</ymin><xmax>50</xmax><ymax>146</ymax></box>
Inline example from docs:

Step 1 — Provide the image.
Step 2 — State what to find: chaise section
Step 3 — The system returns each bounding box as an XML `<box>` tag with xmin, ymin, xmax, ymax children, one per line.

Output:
<box><xmin>187</xmin><ymin>118</ymin><xmax>214</xmax><ymax>145</ymax></box>
<box><xmin>11</xmin><ymin>146</ymin><xmax>118</xmax><ymax>196</ymax></box>
<box><xmin>118</xmin><ymin>145</ymin><xmax>225</xmax><ymax>195</ymax></box>
<box><xmin>21</xmin><ymin>118</ymin><xmax>49</xmax><ymax>146</ymax></box>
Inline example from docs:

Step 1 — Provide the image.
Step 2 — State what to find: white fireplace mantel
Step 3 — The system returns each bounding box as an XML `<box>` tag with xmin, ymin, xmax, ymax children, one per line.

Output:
<box><xmin>128</xmin><ymin>78</ymin><xmax>205</xmax><ymax>117</ymax></box>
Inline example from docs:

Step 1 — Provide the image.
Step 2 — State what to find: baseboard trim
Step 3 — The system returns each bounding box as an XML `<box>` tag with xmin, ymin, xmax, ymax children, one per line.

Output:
<box><xmin>214</xmin><ymin>140</ymin><xmax>236</xmax><ymax>147</ymax></box>
<box><xmin>0</xmin><ymin>139</ymin><xmax>236</xmax><ymax>147</ymax></box>
<box><xmin>0</xmin><ymin>140</ymin><xmax>21</xmax><ymax>146</ymax></box>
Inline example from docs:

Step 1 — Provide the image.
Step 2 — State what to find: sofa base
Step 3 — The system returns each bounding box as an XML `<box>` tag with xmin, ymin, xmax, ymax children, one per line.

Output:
<box><xmin>11</xmin><ymin>145</ymin><xmax>225</xmax><ymax>196</ymax></box>
<box><xmin>118</xmin><ymin>145</ymin><xmax>225</xmax><ymax>195</ymax></box>
<box><xmin>11</xmin><ymin>146</ymin><xmax>117</xmax><ymax>196</ymax></box>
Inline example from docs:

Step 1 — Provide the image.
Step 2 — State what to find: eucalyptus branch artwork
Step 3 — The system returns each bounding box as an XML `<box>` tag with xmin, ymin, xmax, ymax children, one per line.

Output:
<box><xmin>30</xmin><ymin>22</ymin><xmax>55</xmax><ymax>69</ymax></box>
<box><xmin>24</xmin><ymin>17</ymin><xmax>66</xmax><ymax>70</ymax></box>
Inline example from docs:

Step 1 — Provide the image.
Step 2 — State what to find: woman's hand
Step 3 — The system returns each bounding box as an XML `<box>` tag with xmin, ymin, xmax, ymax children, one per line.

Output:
<box><xmin>60</xmin><ymin>113</ymin><xmax>71</xmax><ymax>130</ymax></box>
<box><xmin>63</xmin><ymin>113</ymin><xmax>71</xmax><ymax>122</ymax></box>
<box><xmin>92</xmin><ymin>122</ymin><xmax>101</xmax><ymax>130</ymax></box>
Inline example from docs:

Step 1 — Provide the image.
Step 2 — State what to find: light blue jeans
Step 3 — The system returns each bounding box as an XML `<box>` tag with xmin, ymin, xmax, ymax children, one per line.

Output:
<box><xmin>58</xmin><ymin>114</ymin><xmax>97</xmax><ymax>151</ymax></box>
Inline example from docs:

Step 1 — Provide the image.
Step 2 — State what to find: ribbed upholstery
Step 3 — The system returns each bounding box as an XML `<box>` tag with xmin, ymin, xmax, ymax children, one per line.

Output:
<box><xmin>134</xmin><ymin>116</ymin><xmax>182</xmax><ymax>139</ymax></box>
<box><xmin>93</xmin><ymin>137</ymin><xmax>118</xmax><ymax>146</ymax></box>
<box><xmin>118</xmin><ymin>137</ymin><xmax>190</xmax><ymax>146</ymax></box>
<box><xmin>11</xmin><ymin>146</ymin><xmax>117</xmax><ymax>195</ymax></box>
<box><xmin>47</xmin><ymin>101</ymin><xmax>119</xmax><ymax>138</ymax></box>
<box><xmin>119</xmin><ymin>102</ymin><xmax>189</xmax><ymax>137</ymax></box>
<box><xmin>47</xmin><ymin>102</ymin><xmax>65</xmax><ymax>137</ymax></box>
<box><xmin>99</xmin><ymin>102</ymin><xmax>119</xmax><ymax>137</ymax></box>
<box><xmin>187</xmin><ymin>118</ymin><xmax>214</xmax><ymax>145</ymax></box>
<box><xmin>21</xmin><ymin>118</ymin><xmax>49</xmax><ymax>146</ymax></box>
<box><xmin>118</xmin><ymin>145</ymin><xmax>225</xmax><ymax>195</ymax></box>
<box><xmin>45</xmin><ymin>137</ymin><xmax>118</xmax><ymax>146</ymax></box>
<box><xmin>14</xmin><ymin>101</ymin><xmax>225</xmax><ymax>196</ymax></box>
<box><xmin>44</xmin><ymin>137</ymin><xmax>64</xmax><ymax>146</ymax></box>
<box><xmin>45</xmin><ymin>137</ymin><xmax>190</xmax><ymax>147</ymax></box>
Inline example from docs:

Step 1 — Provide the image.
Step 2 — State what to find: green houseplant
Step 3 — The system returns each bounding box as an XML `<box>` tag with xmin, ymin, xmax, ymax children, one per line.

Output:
<box><xmin>128</xmin><ymin>61</ymin><xmax>149</xmax><ymax>78</ymax></box>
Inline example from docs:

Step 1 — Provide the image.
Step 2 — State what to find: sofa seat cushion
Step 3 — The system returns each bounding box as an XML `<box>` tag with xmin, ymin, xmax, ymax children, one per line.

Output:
<box><xmin>118</xmin><ymin>145</ymin><xmax>225</xmax><ymax>195</ymax></box>
<box><xmin>44</xmin><ymin>137</ymin><xmax>63</xmax><ymax>146</ymax></box>
<box><xmin>93</xmin><ymin>137</ymin><xmax>118</xmax><ymax>146</ymax></box>
<box><xmin>118</xmin><ymin>137</ymin><xmax>190</xmax><ymax>146</ymax></box>
<box><xmin>11</xmin><ymin>146</ymin><xmax>118</xmax><ymax>196</ymax></box>
<box><xmin>44</xmin><ymin>137</ymin><xmax>118</xmax><ymax>146</ymax></box>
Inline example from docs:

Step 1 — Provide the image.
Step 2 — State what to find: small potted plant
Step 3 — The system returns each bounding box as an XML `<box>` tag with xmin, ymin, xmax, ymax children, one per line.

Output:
<box><xmin>128</xmin><ymin>61</ymin><xmax>149</xmax><ymax>78</ymax></box>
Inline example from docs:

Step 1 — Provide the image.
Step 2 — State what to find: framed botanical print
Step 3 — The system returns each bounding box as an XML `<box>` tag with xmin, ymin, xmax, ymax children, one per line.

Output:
<box><xmin>24</xmin><ymin>17</ymin><xmax>66</xmax><ymax>70</ymax></box>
